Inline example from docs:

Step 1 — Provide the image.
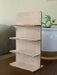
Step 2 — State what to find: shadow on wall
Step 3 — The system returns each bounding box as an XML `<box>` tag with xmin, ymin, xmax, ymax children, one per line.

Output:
<box><xmin>0</xmin><ymin>25</ymin><xmax>16</xmax><ymax>56</ymax></box>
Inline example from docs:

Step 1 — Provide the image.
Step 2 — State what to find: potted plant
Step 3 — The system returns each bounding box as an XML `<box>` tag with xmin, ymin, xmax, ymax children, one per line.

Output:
<box><xmin>42</xmin><ymin>15</ymin><xmax>57</xmax><ymax>58</ymax></box>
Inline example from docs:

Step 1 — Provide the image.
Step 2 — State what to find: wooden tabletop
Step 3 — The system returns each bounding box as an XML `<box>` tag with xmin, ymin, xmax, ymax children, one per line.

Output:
<box><xmin>0</xmin><ymin>56</ymin><xmax>57</xmax><ymax>75</ymax></box>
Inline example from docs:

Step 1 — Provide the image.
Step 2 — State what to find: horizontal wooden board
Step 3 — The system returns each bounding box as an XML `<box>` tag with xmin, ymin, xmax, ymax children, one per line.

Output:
<box><xmin>10</xmin><ymin>62</ymin><xmax>43</xmax><ymax>72</ymax></box>
<box><xmin>16</xmin><ymin>53</ymin><xmax>40</xmax><ymax>67</ymax></box>
<box><xmin>10</xmin><ymin>50</ymin><xmax>16</xmax><ymax>53</ymax></box>
<box><xmin>16</xmin><ymin>40</ymin><xmax>41</xmax><ymax>56</ymax></box>
<box><xmin>16</xmin><ymin>11</ymin><xmax>41</xmax><ymax>25</ymax></box>
<box><xmin>9</xmin><ymin>37</ymin><xmax>40</xmax><ymax>41</ymax></box>
<box><xmin>12</xmin><ymin>25</ymin><xmax>41</xmax><ymax>27</ymax></box>
<box><xmin>16</xmin><ymin>26</ymin><xmax>41</xmax><ymax>40</ymax></box>
<box><xmin>10</xmin><ymin>50</ymin><xmax>40</xmax><ymax>57</ymax></box>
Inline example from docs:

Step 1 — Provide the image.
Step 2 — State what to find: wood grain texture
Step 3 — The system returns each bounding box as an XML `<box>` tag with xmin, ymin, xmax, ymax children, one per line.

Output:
<box><xmin>16</xmin><ymin>11</ymin><xmax>41</xmax><ymax>25</ymax></box>
<box><xmin>9</xmin><ymin>11</ymin><xmax>42</xmax><ymax>72</ymax></box>
<box><xmin>10</xmin><ymin>62</ymin><xmax>42</xmax><ymax>72</ymax></box>
<box><xmin>10</xmin><ymin>50</ymin><xmax>40</xmax><ymax>57</ymax></box>
<box><xmin>16</xmin><ymin>40</ymin><xmax>41</xmax><ymax>56</ymax></box>
<box><xmin>16</xmin><ymin>53</ymin><xmax>40</xmax><ymax>67</ymax></box>
<box><xmin>9</xmin><ymin>37</ymin><xmax>40</xmax><ymax>41</ymax></box>
<box><xmin>16</xmin><ymin>26</ymin><xmax>41</xmax><ymax>40</ymax></box>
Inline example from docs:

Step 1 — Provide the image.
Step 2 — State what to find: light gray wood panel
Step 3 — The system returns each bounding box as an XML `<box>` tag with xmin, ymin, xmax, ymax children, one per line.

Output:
<box><xmin>16</xmin><ymin>40</ymin><xmax>41</xmax><ymax>56</ymax></box>
<box><xmin>16</xmin><ymin>11</ymin><xmax>41</xmax><ymax>25</ymax></box>
<box><xmin>16</xmin><ymin>53</ymin><xmax>40</xmax><ymax>67</ymax></box>
<box><xmin>16</xmin><ymin>26</ymin><xmax>41</xmax><ymax>40</ymax></box>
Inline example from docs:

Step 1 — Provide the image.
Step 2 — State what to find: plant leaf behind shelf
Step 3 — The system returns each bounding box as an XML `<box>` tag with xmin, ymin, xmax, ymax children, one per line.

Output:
<box><xmin>43</xmin><ymin>15</ymin><xmax>51</xmax><ymax>24</ymax></box>
<box><xmin>52</xmin><ymin>19</ymin><xmax>56</xmax><ymax>23</ymax></box>
<box><xmin>42</xmin><ymin>14</ymin><xmax>57</xmax><ymax>28</ymax></box>
<box><xmin>45</xmin><ymin>15</ymin><xmax>51</xmax><ymax>20</ymax></box>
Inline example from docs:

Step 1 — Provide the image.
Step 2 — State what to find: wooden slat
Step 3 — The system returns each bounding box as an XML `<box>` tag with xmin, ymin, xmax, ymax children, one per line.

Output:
<box><xmin>16</xmin><ymin>11</ymin><xmax>41</xmax><ymax>25</ymax></box>
<box><xmin>10</xmin><ymin>50</ymin><xmax>40</xmax><ymax>57</ymax></box>
<box><xmin>12</xmin><ymin>25</ymin><xmax>41</xmax><ymax>27</ymax></box>
<box><xmin>10</xmin><ymin>62</ymin><xmax>43</xmax><ymax>72</ymax></box>
<box><xmin>9</xmin><ymin>37</ymin><xmax>40</xmax><ymax>41</ymax></box>
<box><xmin>16</xmin><ymin>40</ymin><xmax>41</xmax><ymax>56</ymax></box>
<box><xmin>10</xmin><ymin>50</ymin><xmax>16</xmax><ymax>53</ymax></box>
<box><xmin>16</xmin><ymin>26</ymin><xmax>41</xmax><ymax>40</ymax></box>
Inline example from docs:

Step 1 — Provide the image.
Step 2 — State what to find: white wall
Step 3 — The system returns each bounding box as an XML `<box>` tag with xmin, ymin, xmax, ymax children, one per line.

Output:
<box><xmin>0</xmin><ymin>0</ymin><xmax>57</xmax><ymax>25</ymax></box>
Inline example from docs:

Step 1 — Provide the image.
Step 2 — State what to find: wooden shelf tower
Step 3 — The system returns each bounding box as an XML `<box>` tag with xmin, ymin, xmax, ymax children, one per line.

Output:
<box><xmin>10</xmin><ymin>11</ymin><xmax>43</xmax><ymax>72</ymax></box>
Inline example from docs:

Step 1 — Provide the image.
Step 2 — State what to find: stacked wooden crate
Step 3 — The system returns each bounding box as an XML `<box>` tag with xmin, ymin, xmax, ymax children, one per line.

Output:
<box><xmin>10</xmin><ymin>11</ymin><xmax>42</xmax><ymax>72</ymax></box>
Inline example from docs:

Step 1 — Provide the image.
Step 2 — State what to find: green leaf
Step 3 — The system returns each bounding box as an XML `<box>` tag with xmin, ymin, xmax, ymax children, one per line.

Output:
<box><xmin>43</xmin><ymin>15</ymin><xmax>51</xmax><ymax>24</ymax></box>
<box><xmin>45</xmin><ymin>15</ymin><xmax>51</xmax><ymax>20</ymax></box>
<box><xmin>52</xmin><ymin>19</ymin><xmax>56</xmax><ymax>23</ymax></box>
<box><xmin>44</xmin><ymin>18</ymin><xmax>49</xmax><ymax>23</ymax></box>
<box><xmin>42</xmin><ymin>14</ymin><xmax>57</xmax><ymax>28</ymax></box>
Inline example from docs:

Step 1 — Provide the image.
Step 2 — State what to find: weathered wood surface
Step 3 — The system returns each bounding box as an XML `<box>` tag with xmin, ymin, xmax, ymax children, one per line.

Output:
<box><xmin>10</xmin><ymin>11</ymin><xmax>42</xmax><ymax>72</ymax></box>
<box><xmin>16</xmin><ymin>40</ymin><xmax>41</xmax><ymax>56</ymax></box>
<box><xmin>9</xmin><ymin>37</ymin><xmax>40</xmax><ymax>41</ymax></box>
<box><xmin>16</xmin><ymin>11</ymin><xmax>41</xmax><ymax>25</ymax></box>
<box><xmin>16</xmin><ymin>53</ymin><xmax>40</xmax><ymax>67</ymax></box>
<box><xmin>16</xmin><ymin>26</ymin><xmax>41</xmax><ymax>40</ymax></box>
<box><xmin>10</xmin><ymin>62</ymin><xmax>42</xmax><ymax>72</ymax></box>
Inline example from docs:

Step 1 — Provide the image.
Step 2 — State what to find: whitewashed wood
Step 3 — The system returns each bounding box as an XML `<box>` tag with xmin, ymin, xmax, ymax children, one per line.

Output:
<box><xmin>16</xmin><ymin>26</ymin><xmax>41</xmax><ymax>40</ymax></box>
<box><xmin>9</xmin><ymin>11</ymin><xmax>42</xmax><ymax>72</ymax></box>
<box><xmin>16</xmin><ymin>53</ymin><xmax>40</xmax><ymax>67</ymax></box>
<box><xmin>10</xmin><ymin>50</ymin><xmax>16</xmax><ymax>53</ymax></box>
<box><xmin>16</xmin><ymin>11</ymin><xmax>41</xmax><ymax>25</ymax></box>
<box><xmin>9</xmin><ymin>37</ymin><xmax>40</xmax><ymax>41</ymax></box>
<box><xmin>10</xmin><ymin>50</ymin><xmax>40</xmax><ymax>57</ymax></box>
<box><xmin>16</xmin><ymin>40</ymin><xmax>40</xmax><ymax>56</ymax></box>
<box><xmin>12</xmin><ymin>25</ymin><xmax>41</xmax><ymax>27</ymax></box>
<box><xmin>10</xmin><ymin>62</ymin><xmax>43</xmax><ymax>72</ymax></box>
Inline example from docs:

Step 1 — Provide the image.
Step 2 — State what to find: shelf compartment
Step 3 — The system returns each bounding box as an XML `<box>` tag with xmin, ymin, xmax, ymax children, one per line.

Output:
<box><xmin>10</xmin><ymin>40</ymin><xmax>41</xmax><ymax>56</ymax></box>
<box><xmin>16</xmin><ymin>53</ymin><xmax>40</xmax><ymax>67</ymax></box>
<box><xmin>10</xmin><ymin>62</ymin><xmax>43</xmax><ymax>72</ymax></box>
<box><xmin>16</xmin><ymin>26</ymin><xmax>41</xmax><ymax>40</ymax></box>
<box><xmin>16</xmin><ymin>40</ymin><xmax>40</xmax><ymax>56</ymax></box>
